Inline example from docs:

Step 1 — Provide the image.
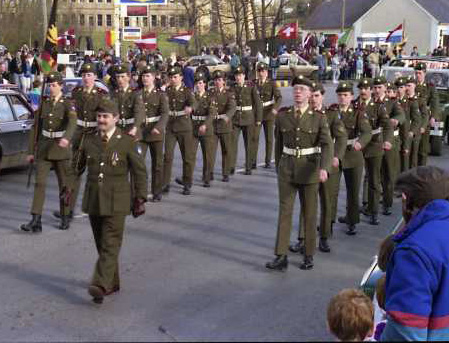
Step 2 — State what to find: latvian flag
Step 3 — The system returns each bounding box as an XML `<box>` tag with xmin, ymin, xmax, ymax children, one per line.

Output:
<box><xmin>168</xmin><ymin>31</ymin><xmax>193</xmax><ymax>45</ymax></box>
<box><xmin>135</xmin><ymin>33</ymin><xmax>157</xmax><ymax>50</ymax></box>
<box><xmin>386</xmin><ymin>24</ymin><xmax>403</xmax><ymax>43</ymax></box>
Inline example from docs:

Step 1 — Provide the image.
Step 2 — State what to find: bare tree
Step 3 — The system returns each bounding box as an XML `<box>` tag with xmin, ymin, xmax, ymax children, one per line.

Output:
<box><xmin>178</xmin><ymin>0</ymin><xmax>211</xmax><ymax>54</ymax></box>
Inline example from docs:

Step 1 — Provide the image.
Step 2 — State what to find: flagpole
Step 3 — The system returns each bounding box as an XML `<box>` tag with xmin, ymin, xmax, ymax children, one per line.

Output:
<box><xmin>42</xmin><ymin>0</ymin><xmax>48</xmax><ymax>46</ymax></box>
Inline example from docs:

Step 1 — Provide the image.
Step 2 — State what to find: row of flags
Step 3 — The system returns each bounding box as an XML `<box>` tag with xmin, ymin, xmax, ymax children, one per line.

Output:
<box><xmin>105</xmin><ymin>30</ymin><xmax>193</xmax><ymax>50</ymax></box>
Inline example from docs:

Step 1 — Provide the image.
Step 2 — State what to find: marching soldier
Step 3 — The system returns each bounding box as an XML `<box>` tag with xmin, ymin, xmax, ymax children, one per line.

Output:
<box><xmin>162</xmin><ymin>66</ymin><xmax>196</xmax><ymax>195</ymax></box>
<box><xmin>111</xmin><ymin>64</ymin><xmax>145</xmax><ymax>138</ymax></box>
<box><xmin>372</xmin><ymin>76</ymin><xmax>405</xmax><ymax>216</ymax></box>
<box><xmin>386</xmin><ymin>82</ymin><xmax>398</xmax><ymax>100</ymax></box>
<box><xmin>415</xmin><ymin>63</ymin><xmax>440</xmax><ymax>166</ymax></box>
<box><xmin>209</xmin><ymin>70</ymin><xmax>236</xmax><ymax>182</ymax></box>
<box><xmin>405</xmin><ymin>76</ymin><xmax>430</xmax><ymax>169</ymax></box>
<box><xmin>290</xmin><ymin>82</ymin><xmax>346</xmax><ymax>254</ymax></box>
<box><xmin>334</xmin><ymin>82</ymin><xmax>372</xmax><ymax>235</ymax></box>
<box><xmin>395</xmin><ymin>77</ymin><xmax>420</xmax><ymax>172</ymax></box>
<box><xmin>230</xmin><ymin>66</ymin><xmax>262</xmax><ymax>175</ymax></box>
<box><xmin>53</xmin><ymin>63</ymin><xmax>108</xmax><ymax>221</ymax></box>
<box><xmin>192</xmin><ymin>71</ymin><xmax>216</xmax><ymax>188</ymax></box>
<box><xmin>139</xmin><ymin>65</ymin><xmax>169</xmax><ymax>202</ymax></box>
<box><xmin>21</xmin><ymin>71</ymin><xmax>77</xmax><ymax>233</ymax></box>
<box><xmin>356</xmin><ymin>78</ymin><xmax>393</xmax><ymax>226</ymax></box>
<box><xmin>74</xmin><ymin>99</ymin><xmax>147</xmax><ymax>304</ymax></box>
<box><xmin>251</xmin><ymin>62</ymin><xmax>282</xmax><ymax>169</ymax></box>
<box><xmin>266</xmin><ymin>76</ymin><xmax>333</xmax><ymax>271</ymax></box>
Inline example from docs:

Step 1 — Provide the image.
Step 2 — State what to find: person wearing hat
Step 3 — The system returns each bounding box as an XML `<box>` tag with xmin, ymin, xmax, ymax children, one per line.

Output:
<box><xmin>356</xmin><ymin>77</ymin><xmax>393</xmax><ymax>225</ymax></box>
<box><xmin>73</xmin><ymin>98</ymin><xmax>148</xmax><ymax>304</ymax></box>
<box><xmin>290</xmin><ymin>81</ymin><xmax>347</xmax><ymax>253</ymax></box>
<box><xmin>209</xmin><ymin>70</ymin><xmax>236</xmax><ymax>182</ymax></box>
<box><xmin>266</xmin><ymin>75</ymin><xmax>333</xmax><ymax>271</ymax></box>
<box><xmin>405</xmin><ymin>76</ymin><xmax>429</xmax><ymax>169</ymax></box>
<box><xmin>138</xmin><ymin>65</ymin><xmax>169</xmax><ymax>202</ymax></box>
<box><xmin>414</xmin><ymin>62</ymin><xmax>441</xmax><ymax>166</ymax></box>
<box><xmin>372</xmin><ymin>76</ymin><xmax>405</xmax><ymax>216</ymax></box>
<box><xmin>52</xmin><ymin>63</ymin><xmax>109</xmax><ymax>222</ymax></box>
<box><xmin>251</xmin><ymin>62</ymin><xmax>282</xmax><ymax>169</ymax></box>
<box><xmin>330</xmin><ymin>81</ymin><xmax>373</xmax><ymax>236</ymax></box>
<box><xmin>395</xmin><ymin>76</ymin><xmax>421</xmax><ymax>172</ymax></box>
<box><xmin>229</xmin><ymin>65</ymin><xmax>262</xmax><ymax>175</ymax></box>
<box><xmin>20</xmin><ymin>71</ymin><xmax>77</xmax><ymax>233</ymax></box>
<box><xmin>192</xmin><ymin>71</ymin><xmax>215</xmax><ymax>187</ymax></box>
<box><xmin>111</xmin><ymin>63</ymin><xmax>145</xmax><ymax>138</ymax></box>
<box><xmin>162</xmin><ymin>65</ymin><xmax>196</xmax><ymax>195</ymax></box>
<box><xmin>386</xmin><ymin>82</ymin><xmax>398</xmax><ymax>100</ymax></box>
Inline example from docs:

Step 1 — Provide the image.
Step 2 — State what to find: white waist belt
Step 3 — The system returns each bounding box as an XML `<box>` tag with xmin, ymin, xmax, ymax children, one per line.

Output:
<box><xmin>393</xmin><ymin>130</ymin><xmax>400</xmax><ymax>137</ymax></box>
<box><xmin>119</xmin><ymin>118</ymin><xmax>135</xmax><ymax>125</ymax></box>
<box><xmin>262</xmin><ymin>100</ymin><xmax>275</xmax><ymax>107</ymax></box>
<box><xmin>283</xmin><ymin>146</ymin><xmax>321</xmax><ymax>158</ymax></box>
<box><xmin>372</xmin><ymin>128</ymin><xmax>382</xmax><ymax>135</ymax></box>
<box><xmin>77</xmin><ymin>119</ymin><xmax>97</xmax><ymax>128</ymax></box>
<box><xmin>145</xmin><ymin>116</ymin><xmax>161</xmax><ymax>124</ymax></box>
<box><xmin>237</xmin><ymin>106</ymin><xmax>253</xmax><ymax>112</ymax></box>
<box><xmin>169</xmin><ymin>110</ymin><xmax>186</xmax><ymax>117</ymax></box>
<box><xmin>42</xmin><ymin>130</ymin><xmax>65</xmax><ymax>139</ymax></box>
<box><xmin>215</xmin><ymin>114</ymin><xmax>228</xmax><ymax>120</ymax></box>
<box><xmin>192</xmin><ymin>115</ymin><xmax>207</xmax><ymax>121</ymax></box>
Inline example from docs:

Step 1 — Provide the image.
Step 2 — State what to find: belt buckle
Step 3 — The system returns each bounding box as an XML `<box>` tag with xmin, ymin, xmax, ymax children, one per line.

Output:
<box><xmin>295</xmin><ymin>148</ymin><xmax>302</xmax><ymax>158</ymax></box>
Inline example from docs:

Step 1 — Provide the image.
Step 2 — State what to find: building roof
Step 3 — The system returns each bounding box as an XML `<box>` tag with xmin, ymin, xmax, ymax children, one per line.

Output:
<box><xmin>304</xmin><ymin>0</ymin><xmax>379</xmax><ymax>31</ymax></box>
<box><xmin>415</xmin><ymin>0</ymin><xmax>449</xmax><ymax>24</ymax></box>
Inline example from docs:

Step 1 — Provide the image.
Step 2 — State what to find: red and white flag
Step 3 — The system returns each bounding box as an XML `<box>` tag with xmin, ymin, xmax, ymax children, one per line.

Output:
<box><xmin>277</xmin><ymin>23</ymin><xmax>298</xmax><ymax>40</ymax></box>
<box><xmin>57</xmin><ymin>27</ymin><xmax>76</xmax><ymax>47</ymax></box>
<box><xmin>135</xmin><ymin>33</ymin><xmax>157</xmax><ymax>50</ymax></box>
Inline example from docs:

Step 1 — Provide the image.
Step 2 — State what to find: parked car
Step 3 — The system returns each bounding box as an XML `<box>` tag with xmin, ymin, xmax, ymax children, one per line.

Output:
<box><xmin>0</xmin><ymin>85</ymin><xmax>34</xmax><ymax>171</ymax></box>
<box><xmin>274</xmin><ymin>54</ymin><xmax>319</xmax><ymax>81</ymax></box>
<box><xmin>186</xmin><ymin>55</ymin><xmax>231</xmax><ymax>75</ymax></box>
<box><xmin>381</xmin><ymin>57</ymin><xmax>449</xmax><ymax>156</ymax></box>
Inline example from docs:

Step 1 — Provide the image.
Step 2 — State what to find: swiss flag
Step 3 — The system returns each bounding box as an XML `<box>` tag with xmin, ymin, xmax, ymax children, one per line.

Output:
<box><xmin>135</xmin><ymin>33</ymin><xmax>157</xmax><ymax>50</ymax></box>
<box><xmin>277</xmin><ymin>23</ymin><xmax>298</xmax><ymax>40</ymax></box>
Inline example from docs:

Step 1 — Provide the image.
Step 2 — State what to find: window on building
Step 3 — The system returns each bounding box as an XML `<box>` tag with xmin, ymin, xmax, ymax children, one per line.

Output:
<box><xmin>97</xmin><ymin>14</ymin><xmax>103</xmax><ymax>26</ymax></box>
<box><xmin>179</xmin><ymin>15</ymin><xmax>185</xmax><ymax>27</ymax></box>
<box><xmin>80</xmin><ymin>14</ymin><xmax>85</xmax><ymax>25</ymax></box>
<box><xmin>169</xmin><ymin>16</ymin><xmax>176</xmax><ymax>27</ymax></box>
<box><xmin>136</xmin><ymin>17</ymin><xmax>140</xmax><ymax>26</ymax></box>
<box><xmin>106</xmin><ymin>0</ymin><xmax>112</xmax><ymax>2</ymax></box>
<box><xmin>106</xmin><ymin>14</ymin><xmax>112</xmax><ymax>26</ymax></box>
<box><xmin>71</xmin><ymin>14</ymin><xmax>76</xmax><ymax>24</ymax></box>
<box><xmin>71</xmin><ymin>0</ymin><xmax>76</xmax><ymax>2</ymax></box>
<box><xmin>151</xmin><ymin>15</ymin><xmax>157</xmax><ymax>27</ymax></box>
<box><xmin>161</xmin><ymin>15</ymin><xmax>167</xmax><ymax>27</ymax></box>
<box><xmin>89</xmin><ymin>0</ymin><xmax>94</xmax><ymax>3</ymax></box>
<box><xmin>98</xmin><ymin>0</ymin><xmax>103</xmax><ymax>2</ymax></box>
<box><xmin>62</xmin><ymin>14</ymin><xmax>68</xmax><ymax>23</ymax></box>
<box><xmin>124</xmin><ymin>17</ymin><xmax>130</xmax><ymax>27</ymax></box>
<box><xmin>143</xmin><ymin>17</ymin><xmax>148</xmax><ymax>27</ymax></box>
<box><xmin>89</xmin><ymin>15</ymin><xmax>94</xmax><ymax>26</ymax></box>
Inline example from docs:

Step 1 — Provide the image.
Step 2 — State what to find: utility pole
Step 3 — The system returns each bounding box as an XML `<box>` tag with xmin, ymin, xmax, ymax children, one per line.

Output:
<box><xmin>43</xmin><ymin>0</ymin><xmax>48</xmax><ymax>45</ymax></box>
<box><xmin>341</xmin><ymin>0</ymin><xmax>346</xmax><ymax>32</ymax></box>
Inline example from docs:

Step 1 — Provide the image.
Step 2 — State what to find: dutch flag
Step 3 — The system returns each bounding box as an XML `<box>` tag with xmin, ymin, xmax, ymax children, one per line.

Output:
<box><xmin>168</xmin><ymin>32</ymin><xmax>193</xmax><ymax>45</ymax></box>
<box><xmin>386</xmin><ymin>24</ymin><xmax>403</xmax><ymax>43</ymax></box>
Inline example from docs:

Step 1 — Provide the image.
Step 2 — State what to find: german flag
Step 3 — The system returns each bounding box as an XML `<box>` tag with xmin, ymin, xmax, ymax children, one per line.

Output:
<box><xmin>41</xmin><ymin>0</ymin><xmax>59</xmax><ymax>73</ymax></box>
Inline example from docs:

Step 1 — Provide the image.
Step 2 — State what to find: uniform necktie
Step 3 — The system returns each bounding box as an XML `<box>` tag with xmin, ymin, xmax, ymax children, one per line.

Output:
<box><xmin>101</xmin><ymin>134</ymin><xmax>108</xmax><ymax>148</ymax></box>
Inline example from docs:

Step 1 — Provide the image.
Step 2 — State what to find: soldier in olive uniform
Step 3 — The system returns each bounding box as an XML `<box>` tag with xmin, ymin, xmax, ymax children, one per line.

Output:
<box><xmin>139</xmin><ymin>65</ymin><xmax>169</xmax><ymax>202</ymax></box>
<box><xmin>53</xmin><ymin>63</ymin><xmax>108</xmax><ymax>221</ymax></box>
<box><xmin>415</xmin><ymin>63</ymin><xmax>440</xmax><ymax>166</ymax></box>
<box><xmin>356</xmin><ymin>78</ymin><xmax>393</xmax><ymax>226</ymax></box>
<box><xmin>334</xmin><ymin>82</ymin><xmax>372</xmax><ymax>235</ymax></box>
<box><xmin>266</xmin><ymin>76</ymin><xmax>333</xmax><ymax>271</ymax></box>
<box><xmin>209</xmin><ymin>70</ymin><xmax>236</xmax><ymax>182</ymax></box>
<box><xmin>230</xmin><ymin>66</ymin><xmax>263</xmax><ymax>175</ymax></box>
<box><xmin>251</xmin><ymin>62</ymin><xmax>282</xmax><ymax>169</ymax></box>
<box><xmin>111</xmin><ymin>64</ymin><xmax>145</xmax><ymax>138</ymax></box>
<box><xmin>163</xmin><ymin>66</ymin><xmax>196</xmax><ymax>195</ymax></box>
<box><xmin>405</xmin><ymin>76</ymin><xmax>430</xmax><ymax>169</ymax></box>
<box><xmin>192</xmin><ymin>71</ymin><xmax>216</xmax><ymax>187</ymax></box>
<box><xmin>395</xmin><ymin>77</ymin><xmax>421</xmax><ymax>172</ymax></box>
<box><xmin>372</xmin><ymin>76</ymin><xmax>405</xmax><ymax>216</ymax></box>
<box><xmin>21</xmin><ymin>72</ymin><xmax>77</xmax><ymax>233</ymax></box>
<box><xmin>290</xmin><ymin>82</ymin><xmax>347</xmax><ymax>254</ymax></box>
<box><xmin>74</xmin><ymin>99</ymin><xmax>148</xmax><ymax>304</ymax></box>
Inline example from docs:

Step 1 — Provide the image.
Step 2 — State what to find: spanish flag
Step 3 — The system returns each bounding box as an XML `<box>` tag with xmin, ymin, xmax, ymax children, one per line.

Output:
<box><xmin>40</xmin><ymin>0</ymin><xmax>59</xmax><ymax>73</ymax></box>
<box><xmin>105</xmin><ymin>30</ymin><xmax>117</xmax><ymax>47</ymax></box>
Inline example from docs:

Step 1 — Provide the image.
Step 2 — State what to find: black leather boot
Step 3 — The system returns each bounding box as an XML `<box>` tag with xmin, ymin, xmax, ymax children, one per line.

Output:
<box><xmin>265</xmin><ymin>255</ymin><xmax>288</xmax><ymax>271</ymax></box>
<box><xmin>175</xmin><ymin>177</ymin><xmax>184</xmax><ymax>186</ymax></box>
<box><xmin>346</xmin><ymin>224</ymin><xmax>357</xmax><ymax>236</ymax></box>
<box><xmin>370</xmin><ymin>215</ymin><xmax>380</xmax><ymax>226</ymax></box>
<box><xmin>151</xmin><ymin>193</ymin><xmax>162</xmax><ymax>202</ymax></box>
<box><xmin>162</xmin><ymin>185</ymin><xmax>170</xmax><ymax>194</ymax></box>
<box><xmin>222</xmin><ymin>175</ymin><xmax>230</xmax><ymax>182</ymax></box>
<box><xmin>319</xmin><ymin>238</ymin><xmax>330</xmax><ymax>253</ymax></box>
<box><xmin>20</xmin><ymin>214</ymin><xmax>42</xmax><ymax>233</ymax></box>
<box><xmin>182</xmin><ymin>185</ymin><xmax>191</xmax><ymax>195</ymax></box>
<box><xmin>53</xmin><ymin>210</ymin><xmax>73</xmax><ymax>220</ymax></box>
<box><xmin>299</xmin><ymin>255</ymin><xmax>314</xmax><ymax>270</ymax></box>
<box><xmin>289</xmin><ymin>240</ymin><xmax>305</xmax><ymax>254</ymax></box>
<box><xmin>382</xmin><ymin>207</ymin><xmax>392</xmax><ymax>216</ymax></box>
<box><xmin>59</xmin><ymin>216</ymin><xmax>70</xmax><ymax>230</ymax></box>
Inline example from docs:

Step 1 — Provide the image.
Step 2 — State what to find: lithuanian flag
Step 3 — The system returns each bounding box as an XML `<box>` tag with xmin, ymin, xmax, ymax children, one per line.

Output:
<box><xmin>40</xmin><ymin>0</ymin><xmax>59</xmax><ymax>73</ymax></box>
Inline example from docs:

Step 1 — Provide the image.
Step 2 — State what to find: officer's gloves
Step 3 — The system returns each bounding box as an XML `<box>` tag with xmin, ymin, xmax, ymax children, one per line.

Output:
<box><xmin>132</xmin><ymin>198</ymin><xmax>146</xmax><ymax>218</ymax></box>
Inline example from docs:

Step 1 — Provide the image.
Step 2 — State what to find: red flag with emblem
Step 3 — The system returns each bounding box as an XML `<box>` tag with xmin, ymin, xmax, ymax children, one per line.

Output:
<box><xmin>277</xmin><ymin>23</ymin><xmax>298</xmax><ymax>40</ymax></box>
